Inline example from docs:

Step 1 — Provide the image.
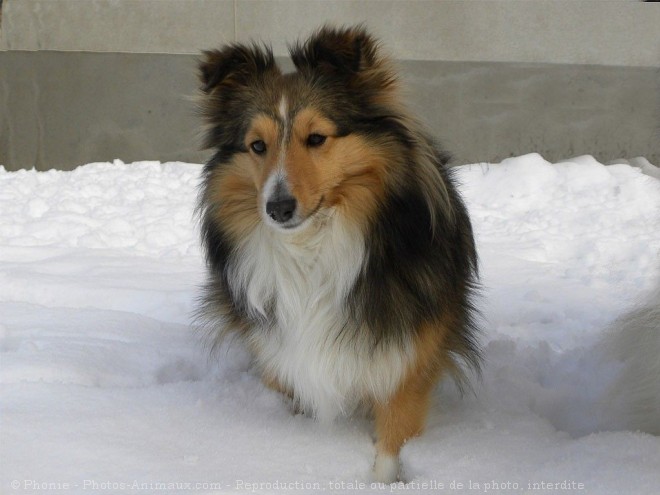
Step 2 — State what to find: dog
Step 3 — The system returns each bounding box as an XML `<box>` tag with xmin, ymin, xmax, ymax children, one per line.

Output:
<box><xmin>196</xmin><ymin>25</ymin><xmax>480</xmax><ymax>483</ymax></box>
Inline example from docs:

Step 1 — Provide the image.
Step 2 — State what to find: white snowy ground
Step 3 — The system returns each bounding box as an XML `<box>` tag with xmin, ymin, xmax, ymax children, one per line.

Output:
<box><xmin>1</xmin><ymin>154</ymin><xmax>659</xmax><ymax>494</ymax></box>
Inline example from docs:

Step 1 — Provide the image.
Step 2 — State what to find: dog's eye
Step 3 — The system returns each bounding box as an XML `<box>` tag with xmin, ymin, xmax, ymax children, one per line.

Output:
<box><xmin>250</xmin><ymin>140</ymin><xmax>267</xmax><ymax>155</ymax></box>
<box><xmin>306</xmin><ymin>134</ymin><xmax>327</xmax><ymax>147</ymax></box>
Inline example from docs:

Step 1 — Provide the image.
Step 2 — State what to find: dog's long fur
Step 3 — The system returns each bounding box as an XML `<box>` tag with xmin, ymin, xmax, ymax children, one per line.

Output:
<box><xmin>196</xmin><ymin>25</ymin><xmax>480</xmax><ymax>482</ymax></box>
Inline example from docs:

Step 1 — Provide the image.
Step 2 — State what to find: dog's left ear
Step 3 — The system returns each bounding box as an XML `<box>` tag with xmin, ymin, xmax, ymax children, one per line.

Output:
<box><xmin>199</xmin><ymin>43</ymin><xmax>278</xmax><ymax>94</ymax></box>
<box><xmin>290</xmin><ymin>25</ymin><xmax>396</xmax><ymax>92</ymax></box>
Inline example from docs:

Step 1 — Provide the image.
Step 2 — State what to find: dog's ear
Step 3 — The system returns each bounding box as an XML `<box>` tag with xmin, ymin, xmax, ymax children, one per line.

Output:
<box><xmin>290</xmin><ymin>25</ymin><xmax>395</xmax><ymax>91</ymax></box>
<box><xmin>199</xmin><ymin>43</ymin><xmax>278</xmax><ymax>93</ymax></box>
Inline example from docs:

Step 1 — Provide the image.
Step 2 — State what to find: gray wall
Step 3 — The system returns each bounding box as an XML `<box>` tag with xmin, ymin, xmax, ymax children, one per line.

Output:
<box><xmin>1</xmin><ymin>0</ymin><xmax>659</xmax><ymax>171</ymax></box>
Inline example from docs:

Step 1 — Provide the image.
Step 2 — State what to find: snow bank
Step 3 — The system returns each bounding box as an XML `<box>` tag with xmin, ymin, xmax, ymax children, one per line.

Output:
<box><xmin>1</xmin><ymin>155</ymin><xmax>658</xmax><ymax>494</ymax></box>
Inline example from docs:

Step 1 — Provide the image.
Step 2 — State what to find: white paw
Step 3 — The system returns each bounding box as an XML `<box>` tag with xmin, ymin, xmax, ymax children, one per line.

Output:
<box><xmin>373</xmin><ymin>453</ymin><xmax>400</xmax><ymax>484</ymax></box>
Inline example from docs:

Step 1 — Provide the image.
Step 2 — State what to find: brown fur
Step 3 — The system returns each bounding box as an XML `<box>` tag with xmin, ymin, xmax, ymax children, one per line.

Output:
<box><xmin>374</xmin><ymin>319</ymin><xmax>452</xmax><ymax>457</ymax></box>
<box><xmin>209</xmin><ymin>104</ymin><xmax>396</xmax><ymax>235</ymax></box>
<box><xmin>206</xmin><ymin>160</ymin><xmax>260</xmax><ymax>244</ymax></box>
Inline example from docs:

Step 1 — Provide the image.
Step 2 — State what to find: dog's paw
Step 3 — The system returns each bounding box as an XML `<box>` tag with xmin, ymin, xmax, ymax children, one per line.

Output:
<box><xmin>372</xmin><ymin>453</ymin><xmax>400</xmax><ymax>484</ymax></box>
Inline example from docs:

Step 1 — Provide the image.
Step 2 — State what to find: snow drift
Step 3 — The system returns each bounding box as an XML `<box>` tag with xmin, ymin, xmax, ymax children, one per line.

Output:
<box><xmin>1</xmin><ymin>154</ymin><xmax>659</xmax><ymax>494</ymax></box>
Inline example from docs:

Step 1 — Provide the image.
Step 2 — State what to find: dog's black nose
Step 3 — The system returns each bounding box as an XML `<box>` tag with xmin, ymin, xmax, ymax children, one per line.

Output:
<box><xmin>266</xmin><ymin>198</ymin><xmax>297</xmax><ymax>223</ymax></box>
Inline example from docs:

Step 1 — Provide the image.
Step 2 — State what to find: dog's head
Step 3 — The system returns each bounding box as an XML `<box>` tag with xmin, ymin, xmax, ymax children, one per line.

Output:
<box><xmin>199</xmin><ymin>26</ymin><xmax>410</xmax><ymax>233</ymax></box>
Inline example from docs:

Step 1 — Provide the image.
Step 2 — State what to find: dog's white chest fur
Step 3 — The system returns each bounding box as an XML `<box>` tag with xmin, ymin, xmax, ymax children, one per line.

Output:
<box><xmin>228</xmin><ymin>216</ymin><xmax>411</xmax><ymax>422</ymax></box>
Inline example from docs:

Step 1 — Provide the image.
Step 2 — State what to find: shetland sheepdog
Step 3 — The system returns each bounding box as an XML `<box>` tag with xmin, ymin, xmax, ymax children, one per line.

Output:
<box><xmin>196</xmin><ymin>25</ymin><xmax>480</xmax><ymax>482</ymax></box>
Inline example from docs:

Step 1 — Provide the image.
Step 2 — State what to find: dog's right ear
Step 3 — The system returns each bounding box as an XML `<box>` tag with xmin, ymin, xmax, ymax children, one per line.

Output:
<box><xmin>198</xmin><ymin>43</ymin><xmax>278</xmax><ymax>93</ymax></box>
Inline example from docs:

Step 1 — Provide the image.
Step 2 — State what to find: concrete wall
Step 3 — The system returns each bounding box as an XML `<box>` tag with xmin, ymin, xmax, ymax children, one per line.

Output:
<box><xmin>2</xmin><ymin>0</ymin><xmax>658</xmax><ymax>66</ymax></box>
<box><xmin>1</xmin><ymin>0</ymin><xmax>659</xmax><ymax>171</ymax></box>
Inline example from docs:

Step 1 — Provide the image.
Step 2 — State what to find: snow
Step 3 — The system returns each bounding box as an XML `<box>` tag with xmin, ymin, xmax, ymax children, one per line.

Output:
<box><xmin>1</xmin><ymin>154</ymin><xmax>659</xmax><ymax>494</ymax></box>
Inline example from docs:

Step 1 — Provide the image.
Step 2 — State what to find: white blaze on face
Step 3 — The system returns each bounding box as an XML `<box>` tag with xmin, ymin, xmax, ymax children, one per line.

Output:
<box><xmin>261</xmin><ymin>94</ymin><xmax>293</xmax><ymax>227</ymax></box>
<box><xmin>276</xmin><ymin>94</ymin><xmax>289</xmax><ymax>172</ymax></box>
<box><xmin>278</xmin><ymin>95</ymin><xmax>288</xmax><ymax>125</ymax></box>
